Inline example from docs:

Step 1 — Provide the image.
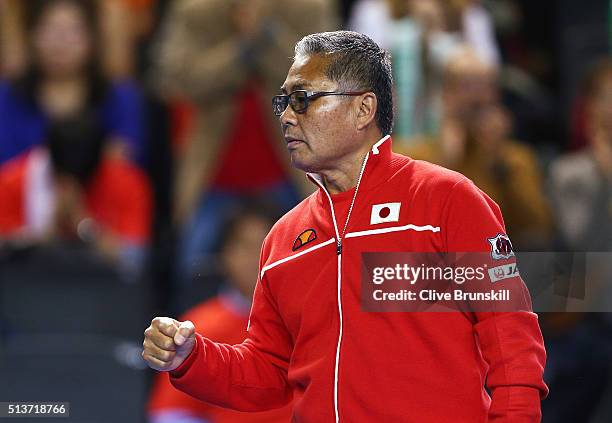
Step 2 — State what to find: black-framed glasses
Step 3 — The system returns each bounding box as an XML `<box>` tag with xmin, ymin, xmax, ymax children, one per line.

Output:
<box><xmin>272</xmin><ymin>90</ymin><xmax>368</xmax><ymax>116</ymax></box>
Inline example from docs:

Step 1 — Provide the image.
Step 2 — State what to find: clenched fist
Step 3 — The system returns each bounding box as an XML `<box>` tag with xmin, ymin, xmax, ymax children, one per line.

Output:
<box><xmin>142</xmin><ymin>317</ymin><xmax>196</xmax><ymax>371</ymax></box>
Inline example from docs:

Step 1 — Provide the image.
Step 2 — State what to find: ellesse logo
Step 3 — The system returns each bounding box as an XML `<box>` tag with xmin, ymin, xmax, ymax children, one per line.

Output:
<box><xmin>292</xmin><ymin>229</ymin><xmax>317</xmax><ymax>251</ymax></box>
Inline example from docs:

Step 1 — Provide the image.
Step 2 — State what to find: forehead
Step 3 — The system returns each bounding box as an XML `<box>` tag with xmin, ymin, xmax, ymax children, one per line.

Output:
<box><xmin>281</xmin><ymin>54</ymin><xmax>336</xmax><ymax>92</ymax></box>
<box><xmin>40</xmin><ymin>2</ymin><xmax>84</xmax><ymax>21</ymax></box>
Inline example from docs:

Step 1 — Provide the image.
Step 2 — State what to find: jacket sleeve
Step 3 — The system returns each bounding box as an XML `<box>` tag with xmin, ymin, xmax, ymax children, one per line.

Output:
<box><xmin>169</xmin><ymin>237</ymin><xmax>293</xmax><ymax>412</ymax></box>
<box><xmin>443</xmin><ymin>178</ymin><xmax>548</xmax><ymax>423</ymax></box>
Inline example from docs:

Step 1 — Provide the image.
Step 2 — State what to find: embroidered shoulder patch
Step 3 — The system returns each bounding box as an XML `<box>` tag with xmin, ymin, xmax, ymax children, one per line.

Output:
<box><xmin>487</xmin><ymin>233</ymin><xmax>515</xmax><ymax>260</ymax></box>
<box><xmin>292</xmin><ymin>229</ymin><xmax>317</xmax><ymax>251</ymax></box>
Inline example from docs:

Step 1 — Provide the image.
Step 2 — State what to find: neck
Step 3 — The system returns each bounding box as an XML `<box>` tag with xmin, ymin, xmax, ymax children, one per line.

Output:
<box><xmin>319</xmin><ymin>134</ymin><xmax>381</xmax><ymax>194</ymax></box>
<box><xmin>39</xmin><ymin>75</ymin><xmax>87</xmax><ymax>118</ymax></box>
<box><xmin>41</xmin><ymin>73</ymin><xmax>86</xmax><ymax>88</ymax></box>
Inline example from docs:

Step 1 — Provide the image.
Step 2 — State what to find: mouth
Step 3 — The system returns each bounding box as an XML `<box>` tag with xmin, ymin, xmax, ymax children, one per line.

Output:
<box><xmin>285</xmin><ymin>137</ymin><xmax>304</xmax><ymax>149</ymax></box>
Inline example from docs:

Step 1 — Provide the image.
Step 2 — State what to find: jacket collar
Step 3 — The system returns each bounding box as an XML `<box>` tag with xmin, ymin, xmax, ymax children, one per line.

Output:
<box><xmin>306</xmin><ymin>134</ymin><xmax>393</xmax><ymax>197</ymax></box>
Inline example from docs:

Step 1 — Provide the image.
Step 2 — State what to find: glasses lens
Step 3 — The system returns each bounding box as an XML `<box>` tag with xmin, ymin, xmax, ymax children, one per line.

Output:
<box><xmin>272</xmin><ymin>96</ymin><xmax>289</xmax><ymax>116</ymax></box>
<box><xmin>291</xmin><ymin>91</ymin><xmax>308</xmax><ymax>112</ymax></box>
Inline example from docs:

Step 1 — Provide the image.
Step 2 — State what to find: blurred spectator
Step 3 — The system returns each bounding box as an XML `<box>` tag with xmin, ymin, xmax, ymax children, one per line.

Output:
<box><xmin>543</xmin><ymin>59</ymin><xmax>612</xmax><ymax>423</ymax></box>
<box><xmin>550</xmin><ymin>59</ymin><xmax>612</xmax><ymax>251</ymax></box>
<box><xmin>348</xmin><ymin>0</ymin><xmax>499</xmax><ymax>141</ymax></box>
<box><xmin>0</xmin><ymin>113</ymin><xmax>152</xmax><ymax>275</ymax></box>
<box><xmin>151</xmin><ymin>0</ymin><xmax>335</xmax><ymax>285</ymax></box>
<box><xmin>0</xmin><ymin>0</ymin><xmax>152</xmax><ymax>275</ymax></box>
<box><xmin>388</xmin><ymin>0</ymin><xmax>461</xmax><ymax>140</ymax></box>
<box><xmin>147</xmin><ymin>203</ymin><xmax>292</xmax><ymax>423</ymax></box>
<box><xmin>0</xmin><ymin>0</ymin><xmax>27</xmax><ymax>78</ymax></box>
<box><xmin>0</xmin><ymin>0</ymin><xmax>155</xmax><ymax>79</ymax></box>
<box><xmin>460</xmin><ymin>0</ymin><xmax>500</xmax><ymax>66</ymax></box>
<box><xmin>347</xmin><ymin>0</ymin><xmax>393</xmax><ymax>49</ymax></box>
<box><xmin>0</xmin><ymin>0</ymin><xmax>147</xmax><ymax>165</ymax></box>
<box><xmin>401</xmin><ymin>49</ymin><xmax>552</xmax><ymax>249</ymax></box>
<box><xmin>100</xmin><ymin>0</ymin><xmax>156</xmax><ymax>78</ymax></box>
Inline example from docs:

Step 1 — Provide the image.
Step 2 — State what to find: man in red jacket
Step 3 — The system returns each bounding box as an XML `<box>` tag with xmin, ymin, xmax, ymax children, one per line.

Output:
<box><xmin>143</xmin><ymin>31</ymin><xmax>548</xmax><ymax>422</ymax></box>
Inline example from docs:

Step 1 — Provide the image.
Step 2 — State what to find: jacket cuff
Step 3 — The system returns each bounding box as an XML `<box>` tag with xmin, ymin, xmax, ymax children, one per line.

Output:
<box><xmin>489</xmin><ymin>386</ymin><xmax>543</xmax><ymax>422</ymax></box>
<box><xmin>169</xmin><ymin>333</ymin><xmax>203</xmax><ymax>379</ymax></box>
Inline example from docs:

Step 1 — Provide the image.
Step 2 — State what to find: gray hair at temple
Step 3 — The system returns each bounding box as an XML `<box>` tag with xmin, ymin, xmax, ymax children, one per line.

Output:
<box><xmin>294</xmin><ymin>31</ymin><xmax>394</xmax><ymax>136</ymax></box>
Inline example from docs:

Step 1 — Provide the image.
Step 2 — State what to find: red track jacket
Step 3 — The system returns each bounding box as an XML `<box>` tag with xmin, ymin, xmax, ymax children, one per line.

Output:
<box><xmin>169</xmin><ymin>136</ymin><xmax>548</xmax><ymax>422</ymax></box>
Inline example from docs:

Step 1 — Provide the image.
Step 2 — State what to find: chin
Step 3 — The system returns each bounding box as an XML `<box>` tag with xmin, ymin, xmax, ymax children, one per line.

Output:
<box><xmin>289</xmin><ymin>154</ymin><xmax>315</xmax><ymax>174</ymax></box>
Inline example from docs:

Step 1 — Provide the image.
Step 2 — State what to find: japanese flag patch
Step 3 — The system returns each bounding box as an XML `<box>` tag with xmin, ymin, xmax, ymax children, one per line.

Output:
<box><xmin>370</xmin><ymin>202</ymin><xmax>401</xmax><ymax>225</ymax></box>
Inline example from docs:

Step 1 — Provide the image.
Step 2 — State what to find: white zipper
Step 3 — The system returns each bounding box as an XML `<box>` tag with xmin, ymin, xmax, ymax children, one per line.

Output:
<box><xmin>309</xmin><ymin>152</ymin><xmax>369</xmax><ymax>423</ymax></box>
<box><xmin>310</xmin><ymin>178</ymin><xmax>342</xmax><ymax>423</ymax></box>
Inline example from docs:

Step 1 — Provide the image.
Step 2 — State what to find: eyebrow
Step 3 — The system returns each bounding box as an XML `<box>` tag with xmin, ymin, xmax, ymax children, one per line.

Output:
<box><xmin>280</xmin><ymin>80</ymin><xmax>312</xmax><ymax>94</ymax></box>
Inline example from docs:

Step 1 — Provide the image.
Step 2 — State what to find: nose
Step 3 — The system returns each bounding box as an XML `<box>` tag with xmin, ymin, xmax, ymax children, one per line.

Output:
<box><xmin>279</xmin><ymin>104</ymin><xmax>298</xmax><ymax>128</ymax></box>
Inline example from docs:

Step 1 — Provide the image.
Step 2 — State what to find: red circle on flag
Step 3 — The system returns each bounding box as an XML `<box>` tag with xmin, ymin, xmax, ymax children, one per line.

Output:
<box><xmin>379</xmin><ymin>207</ymin><xmax>391</xmax><ymax>218</ymax></box>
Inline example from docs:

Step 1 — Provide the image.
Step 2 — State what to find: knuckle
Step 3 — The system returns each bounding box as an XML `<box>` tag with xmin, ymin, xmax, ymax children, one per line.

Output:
<box><xmin>153</xmin><ymin>317</ymin><xmax>169</xmax><ymax>330</ymax></box>
<box><xmin>161</xmin><ymin>350</ymin><xmax>174</xmax><ymax>362</ymax></box>
<box><xmin>154</xmin><ymin>317</ymin><xmax>175</xmax><ymax>334</ymax></box>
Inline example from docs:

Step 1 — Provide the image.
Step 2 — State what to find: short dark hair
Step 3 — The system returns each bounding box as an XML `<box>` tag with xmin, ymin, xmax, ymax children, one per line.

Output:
<box><xmin>295</xmin><ymin>31</ymin><xmax>394</xmax><ymax>136</ymax></box>
<box><xmin>216</xmin><ymin>200</ymin><xmax>281</xmax><ymax>254</ymax></box>
<box><xmin>48</xmin><ymin>111</ymin><xmax>105</xmax><ymax>183</ymax></box>
<box><xmin>25</xmin><ymin>0</ymin><xmax>98</xmax><ymax>33</ymax></box>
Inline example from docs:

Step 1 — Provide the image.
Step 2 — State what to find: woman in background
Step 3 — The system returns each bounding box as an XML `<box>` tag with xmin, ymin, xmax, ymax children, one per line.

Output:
<box><xmin>0</xmin><ymin>0</ymin><xmax>151</xmax><ymax>275</ymax></box>
<box><xmin>0</xmin><ymin>0</ymin><xmax>146</xmax><ymax>165</ymax></box>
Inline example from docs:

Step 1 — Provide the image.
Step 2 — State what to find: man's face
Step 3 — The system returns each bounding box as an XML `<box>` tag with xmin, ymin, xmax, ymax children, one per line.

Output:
<box><xmin>279</xmin><ymin>54</ymin><xmax>360</xmax><ymax>173</ymax></box>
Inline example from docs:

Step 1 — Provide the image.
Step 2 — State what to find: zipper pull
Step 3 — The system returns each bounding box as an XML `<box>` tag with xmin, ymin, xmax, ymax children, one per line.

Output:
<box><xmin>336</xmin><ymin>241</ymin><xmax>342</xmax><ymax>255</ymax></box>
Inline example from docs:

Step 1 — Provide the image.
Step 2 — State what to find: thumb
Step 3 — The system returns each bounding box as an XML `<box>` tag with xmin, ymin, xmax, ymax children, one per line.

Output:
<box><xmin>174</xmin><ymin>320</ymin><xmax>195</xmax><ymax>346</ymax></box>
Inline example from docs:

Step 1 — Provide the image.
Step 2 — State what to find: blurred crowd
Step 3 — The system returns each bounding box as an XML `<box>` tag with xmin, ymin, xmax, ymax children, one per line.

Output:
<box><xmin>0</xmin><ymin>0</ymin><xmax>610</xmax><ymax>422</ymax></box>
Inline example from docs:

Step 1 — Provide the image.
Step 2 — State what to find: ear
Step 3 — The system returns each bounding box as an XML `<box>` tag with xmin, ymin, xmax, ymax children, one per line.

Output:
<box><xmin>356</xmin><ymin>93</ymin><xmax>377</xmax><ymax>131</ymax></box>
